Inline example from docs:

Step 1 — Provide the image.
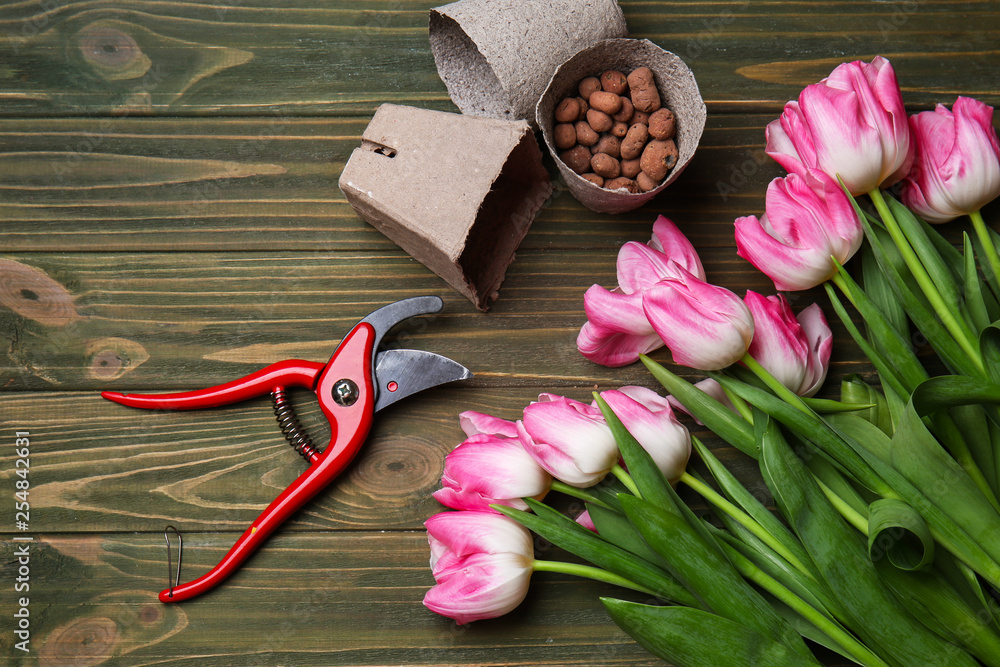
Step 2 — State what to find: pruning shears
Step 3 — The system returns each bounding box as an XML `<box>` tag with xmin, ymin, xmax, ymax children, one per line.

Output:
<box><xmin>102</xmin><ymin>296</ymin><xmax>472</xmax><ymax>603</ymax></box>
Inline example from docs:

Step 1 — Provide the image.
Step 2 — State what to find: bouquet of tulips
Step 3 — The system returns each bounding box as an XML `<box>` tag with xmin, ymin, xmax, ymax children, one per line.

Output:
<box><xmin>423</xmin><ymin>56</ymin><xmax>1000</xmax><ymax>667</ymax></box>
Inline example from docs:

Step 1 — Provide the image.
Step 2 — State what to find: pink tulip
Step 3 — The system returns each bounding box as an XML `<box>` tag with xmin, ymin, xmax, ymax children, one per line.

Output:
<box><xmin>576</xmin><ymin>510</ymin><xmax>597</xmax><ymax>533</ymax></box>
<box><xmin>518</xmin><ymin>394</ymin><xmax>619</xmax><ymax>488</ymax></box>
<box><xmin>642</xmin><ymin>266</ymin><xmax>754</xmax><ymax>371</ymax></box>
<box><xmin>600</xmin><ymin>387</ymin><xmax>691</xmax><ymax>483</ymax></box>
<box><xmin>901</xmin><ymin>96</ymin><xmax>1000</xmax><ymax>222</ymax></box>
<box><xmin>577</xmin><ymin>216</ymin><xmax>705</xmax><ymax>367</ymax></box>
<box><xmin>424</xmin><ymin>511</ymin><xmax>534</xmax><ymax>624</ymax></box>
<box><xmin>434</xmin><ymin>433</ymin><xmax>552</xmax><ymax>512</ymax></box>
<box><xmin>744</xmin><ymin>292</ymin><xmax>832</xmax><ymax>397</ymax></box>
<box><xmin>458</xmin><ymin>411</ymin><xmax>519</xmax><ymax>439</ymax></box>
<box><xmin>734</xmin><ymin>170</ymin><xmax>863</xmax><ymax>291</ymax></box>
<box><xmin>766</xmin><ymin>56</ymin><xmax>913</xmax><ymax>195</ymax></box>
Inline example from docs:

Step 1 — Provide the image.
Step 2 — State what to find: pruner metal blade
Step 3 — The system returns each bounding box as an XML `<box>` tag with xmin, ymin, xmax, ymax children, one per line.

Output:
<box><xmin>373</xmin><ymin>348</ymin><xmax>473</xmax><ymax>412</ymax></box>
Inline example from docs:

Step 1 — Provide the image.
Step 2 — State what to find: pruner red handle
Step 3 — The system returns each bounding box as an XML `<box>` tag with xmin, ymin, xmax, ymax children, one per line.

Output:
<box><xmin>104</xmin><ymin>323</ymin><xmax>377</xmax><ymax>603</ymax></box>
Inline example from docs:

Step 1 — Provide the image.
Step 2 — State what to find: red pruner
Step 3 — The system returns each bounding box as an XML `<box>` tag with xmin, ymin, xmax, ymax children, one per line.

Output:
<box><xmin>102</xmin><ymin>296</ymin><xmax>472</xmax><ymax>603</ymax></box>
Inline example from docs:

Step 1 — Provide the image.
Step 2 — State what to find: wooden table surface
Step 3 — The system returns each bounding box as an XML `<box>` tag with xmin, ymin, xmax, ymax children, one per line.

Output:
<box><xmin>1</xmin><ymin>1</ymin><xmax>997</xmax><ymax>665</ymax></box>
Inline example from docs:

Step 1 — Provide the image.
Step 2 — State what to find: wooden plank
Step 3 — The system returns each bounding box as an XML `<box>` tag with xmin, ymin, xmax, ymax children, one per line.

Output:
<box><xmin>0</xmin><ymin>384</ymin><xmax>776</xmax><ymax>533</ymax></box>
<box><xmin>0</xmin><ymin>248</ymin><xmax>876</xmax><ymax>392</ymax></box>
<box><xmin>0</xmin><ymin>0</ymin><xmax>995</xmax><ymax>116</ymax></box>
<box><xmin>0</xmin><ymin>532</ymin><xmax>663</xmax><ymax>665</ymax></box>
<box><xmin>0</xmin><ymin>113</ymin><xmax>786</xmax><ymax>253</ymax></box>
<box><xmin>2</xmin><ymin>112</ymin><xmax>992</xmax><ymax>255</ymax></box>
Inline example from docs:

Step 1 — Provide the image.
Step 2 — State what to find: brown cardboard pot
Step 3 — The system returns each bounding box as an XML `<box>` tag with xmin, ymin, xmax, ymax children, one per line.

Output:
<box><xmin>429</xmin><ymin>0</ymin><xmax>627</xmax><ymax>127</ymax></box>
<box><xmin>537</xmin><ymin>38</ymin><xmax>707</xmax><ymax>214</ymax></box>
<box><xmin>338</xmin><ymin>104</ymin><xmax>552</xmax><ymax>311</ymax></box>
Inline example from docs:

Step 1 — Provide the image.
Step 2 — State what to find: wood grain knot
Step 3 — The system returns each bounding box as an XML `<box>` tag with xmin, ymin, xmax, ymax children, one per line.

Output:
<box><xmin>352</xmin><ymin>437</ymin><xmax>439</xmax><ymax>498</ymax></box>
<box><xmin>39</xmin><ymin>616</ymin><xmax>120</xmax><ymax>667</ymax></box>
<box><xmin>0</xmin><ymin>259</ymin><xmax>81</xmax><ymax>327</ymax></box>
<box><xmin>76</xmin><ymin>22</ymin><xmax>151</xmax><ymax>81</ymax></box>
<box><xmin>85</xmin><ymin>337</ymin><xmax>150</xmax><ymax>380</ymax></box>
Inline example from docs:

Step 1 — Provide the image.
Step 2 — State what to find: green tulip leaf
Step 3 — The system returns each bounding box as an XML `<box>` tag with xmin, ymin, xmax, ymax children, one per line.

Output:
<box><xmin>587</xmin><ymin>503</ymin><xmax>667</xmax><ymax>569</ymax></box>
<box><xmin>601</xmin><ymin>600</ymin><xmax>821</xmax><ymax>667</ymax></box>
<box><xmin>494</xmin><ymin>501</ymin><xmax>700</xmax><ymax>608</ymax></box>
<box><xmin>758</xmin><ymin>415</ymin><xmax>980</xmax><ymax>667</ymax></box>
<box><xmin>840</xmin><ymin>375</ymin><xmax>895</xmax><ymax>435</ymax></box>
<box><xmin>862</xmin><ymin>215</ymin><xmax>982</xmax><ymax>378</ymax></box>
<box><xmin>691</xmin><ymin>436</ymin><xmax>812</xmax><ymax>575</ymax></box>
<box><xmin>964</xmin><ymin>234</ymin><xmax>993</xmax><ymax>333</ymax></box>
<box><xmin>861</xmin><ymin>243</ymin><xmax>909</xmax><ymax>341</ymax></box>
<box><xmin>618</xmin><ymin>494</ymin><xmax>814</xmax><ymax>659</ymax></box>
<box><xmin>640</xmin><ymin>355</ymin><xmax>757</xmax><ymax>457</ymax></box>
<box><xmin>981</xmin><ymin>325</ymin><xmax>1000</xmax><ymax>387</ymax></box>
<box><xmin>867</xmin><ymin>498</ymin><xmax>934</xmax><ymax>571</ymax></box>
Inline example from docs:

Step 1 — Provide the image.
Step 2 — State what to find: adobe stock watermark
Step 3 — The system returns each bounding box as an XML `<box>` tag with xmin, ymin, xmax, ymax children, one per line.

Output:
<box><xmin>682</xmin><ymin>1</ymin><xmax>751</xmax><ymax>62</ymax></box>
<box><xmin>715</xmin><ymin>147</ymin><xmax>771</xmax><ymax>202</ymax></box>
<box><xmin>11</xmin><ymin>431</ymin><xmax>33</xmax><ymax>654</ymax></box>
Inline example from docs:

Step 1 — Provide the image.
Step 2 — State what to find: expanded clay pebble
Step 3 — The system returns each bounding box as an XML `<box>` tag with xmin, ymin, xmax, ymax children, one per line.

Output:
<box><xmin>648</xmin><ymin>108</ymin><xmax>676</xmax><ymax>140</ymax></box>
<box><xmin>627</xmin><ymin>66</ymin><xmax>661</xmax><ymax>113</ymax></box>
<box><xmin>591</xmin><ymin>153</ymin><xmax>620</xmax><ymax>179</ymax></box>
<box><xmin>554</xmin><ymin>123</ymin><xmax>577</xmax><ymax>150</ymax></box>
<box><xmin>553</xmin><ymin>67</ymin><xmax>677</xmax><ymax>193</ymax></box>
<box><xmin>560</xmin><ymin>145</ymin><xmax>592</xmax><ymax>174</ymax></box>
<box><xmin>555</xmin><ymin>98</ymin><xmax>581</xmax><ymax>123</ymax></box>
<box><xmin>600</xmin><ymin>70</ymin><xmax>628</xmax><ymax>95</ymax></box>
<box><xmin>579</xmin><ymin>77</ymin><xmax>602</xmax><ymax>99</ymax></box>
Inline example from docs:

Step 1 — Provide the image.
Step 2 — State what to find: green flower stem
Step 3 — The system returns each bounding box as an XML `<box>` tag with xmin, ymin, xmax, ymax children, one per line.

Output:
<box><xmin>740</xmin><ymin>352</ymin><xmax>812</xmax><ymax>416</ymax></box>
<box><xmin>970</xmin><ymin>209</ymin><xmax>1000</xmax><ymax>288</ymax></box>
<box><xmin>868</xmin><ymin>187</ymin><xmax>984</xmax><ymax>372</ymax></box>
<box><xmin>719</xmin><ymin>542</ymin><xmax>891</xmax><ymax>667</ymax></box>
<box><xmin>815</xmin><ymin>477</ymin><xmax>869</xmax><ymax>535</ymax></box>
<box><xmin>679</xmin><ymin>471</ymin><xmax>814</xmax><ymax>579</ymax></box>
<box><xmin>721</xmin><ymin>383</ymin><xmax>755</xmax><ymax>423</ymax></box>
<box><xmin>532</xmin><ymin>559</ymin><xmax>656</xmax><ymax>596</ymax></box>
<box><xmin>611</xmin><ymin>463</ymin><xmax>642</xmax><ymax>498</ymax></box>
<box><xmin>549</xmin><ymin>480</ymin><xmax>615</xmax><ymax>511</ymax></box>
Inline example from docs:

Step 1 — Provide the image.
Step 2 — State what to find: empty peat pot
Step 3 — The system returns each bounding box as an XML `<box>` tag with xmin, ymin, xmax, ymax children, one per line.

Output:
<box><xmin>429</xmin><ymin>0</ymin><xmax>627</xmax><ymax>126</ymax></box>
<box><xmin>338</xmin><ymin>104</ymin><xmax>552</xmax><ymax>311</ymax></box>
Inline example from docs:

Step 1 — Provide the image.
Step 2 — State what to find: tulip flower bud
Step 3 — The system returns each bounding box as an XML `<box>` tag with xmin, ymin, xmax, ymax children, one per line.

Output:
<box><xmin>423</xmin><ymin>511</ymin><xmax>534</xmax><ymax>624</ymax></box>
<box><xmin>600</xmin><ymin>386</ymin><xmax>691</xmax><ymax>483</ymax></box>
<box><xmin>642</xmin><ymin>267</ymin><xmax>754</xmax><ymax>371</ymax></box>
<box><xmin>744</xmin><ymin>292</ymin><xmax>832</xmax><ymax>397</ymax></box>
<box><xmin>766</xmin><ymin>56</ymin><xmax>913</xmax><ymax>195</ymax></box>
<box><xmin>901</xmin><ymin>96</ymin><xmax>1000</xmax><ymax>222</ymax></box>
<box><xmin>518</xmin><ymin>394</ymin><xmax>619</xmax><ymax>488</ymax></box>
<box><xmin>734</xmin><ymin>170</ymin><xmax>863</xmax><ymax>291</ymax></box>
<box><xmin>434</xmin><ymin>433</ymin><xmax>552</xmax><ymax>512</ymax></box>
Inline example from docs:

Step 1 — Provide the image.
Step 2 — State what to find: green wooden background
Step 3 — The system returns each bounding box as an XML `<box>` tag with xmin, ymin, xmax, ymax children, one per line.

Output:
<box><xmin>0</xmin><ymin>0</ymin><xmax>997</xmax><ymax>664</ymax></box>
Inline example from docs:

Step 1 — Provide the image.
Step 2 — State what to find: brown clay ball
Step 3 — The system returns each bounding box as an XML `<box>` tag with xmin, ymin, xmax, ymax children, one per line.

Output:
<box><xmin>586</xmin><ymin>109</ymin><xmax>613</xmax><ymax>134</ymax></box>
<box><xmin>600</xmin><ymin>70</ymin><xmax>628</xmax><ymax>95</ymax></box>
<box><xmin>612</xmin><ymin>96</ymin><xmax>634</xmax><ymax>123</ymax></box>
<box><xmin>605</xmin><ymin>177</ymin><xmax>639</xmax><ymax>193</ymax></box>
<box><xmin>627</xmin><ymin>66</ymin><xmax>661</xmax><ymax>113</ymax></box>
<box><xmin>637</xmin><ymin>171</ymin><xmax>659</xmax><ymax>192</ymax></box>
<box><xmin>648</xmin><ymin>108</ymin><xmax>676</xmax><ymax>140</ymax></box>
<box><xmin>578</xmin><ymin>76</ymin><xmax>602</xmax><ymax>99</ymax></box>
<box><xmin>554</xmin><ymin>123</ymin><xmax>577</xmax><ymax>150</ymax></box>
<box><xmin>591</xmin><ymin>153</ymin><xmax>621</xmax><ymax>179</ymax></box>
<box><xmin>620</xmin><ymin>123</ymin><xmax>650</xmax><ymax>161</ymax></box>
<box><xmin>560</xmin><ymin>145</ymin><xmax>593</xmax><ymax>174</ymax></box>
<box><xmin>639</xmin><ymin>139</ymin><xmax>678</xmax><ymax>181</ymax></box>
<box><xmin>555</xmin><ymin>98</ymin><xmax>580</xmax><ymax>124</ymax></box>
<box><xmin>620</xmin><ymin>158</ymin><xmax>642</xmax><ymax>179</ymax></box>
<box><xmin>611</xmin><ymin>121</ymin><xmax>629</xmax><ymax>138</ymax></box>
<box><xmin>589</xmin><ymin>91</ymin><xmax>622</xmax><ymax>115</ymax></box>
<box><xmin>575</xmin><ymin>120</ymin><xmax>599</xmax><ymax>147</ymax></box>
<box><xmin>580</xmin><ymin>173</ymin><xmax>605</xmax><ymax>187</ymax></box>
<box><xmin>594</xmin><ymin>134</ymin><xmax>622</xmax><ymax>159</ymax></box>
